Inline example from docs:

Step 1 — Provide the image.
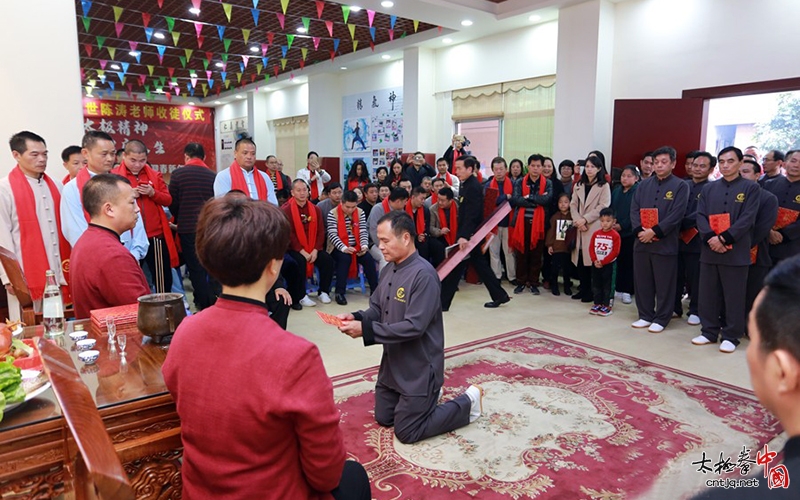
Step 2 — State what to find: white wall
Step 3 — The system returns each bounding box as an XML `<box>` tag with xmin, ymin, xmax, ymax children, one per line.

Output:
<box><xmin>264</xmin><ymin>83</ymin><xmax>309</xmax><ymax>120</ymax></box>
<box><xmin>612</xmin><ymin>0</ymin><xmax>800</xmax><ymax>100</ymax></box>
<box><xmin>213</xmin><ymin>99</ymin><xmax>247</xmax><ymax>170</ymax></box>
<box><xmin>0</xmin><ymin>0</ymin><xmax>84</xmax><ymax>178</ymax></box>
<box><xmin>434</xmin><ymin>21</ymin><xmax>558</xmax><ymax>94</ymax></box>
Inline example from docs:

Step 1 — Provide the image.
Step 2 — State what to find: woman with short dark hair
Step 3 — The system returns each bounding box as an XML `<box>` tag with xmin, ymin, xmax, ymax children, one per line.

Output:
<box><xmin>163</xmin><ymin>195</ymin><xmax>370</xmax><ymax>500</ymax></box>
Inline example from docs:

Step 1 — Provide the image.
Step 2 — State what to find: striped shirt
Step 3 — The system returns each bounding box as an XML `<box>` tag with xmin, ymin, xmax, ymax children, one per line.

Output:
<box><xmin>169</xmin><ymin>164</ymin><xmax>217</xmax><ymax>234</ymax></box>
<box><xmin>326</xmin><ymin>208</ymin><xmax>368</xmax><ymax>252</ymax></box>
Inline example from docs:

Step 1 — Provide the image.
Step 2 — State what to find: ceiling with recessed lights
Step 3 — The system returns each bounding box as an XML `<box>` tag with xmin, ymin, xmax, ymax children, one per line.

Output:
<box><xmin>75</xmin><ymin>0</ymin><xmax>438</xmax><ymax>102</ymax></box>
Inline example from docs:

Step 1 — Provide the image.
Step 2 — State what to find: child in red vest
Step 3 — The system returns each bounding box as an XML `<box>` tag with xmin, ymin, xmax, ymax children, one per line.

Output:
<box><xmin>589</xmin><ymin>207</ymin><xmax>621</xmax><ymax>316</ymax></box>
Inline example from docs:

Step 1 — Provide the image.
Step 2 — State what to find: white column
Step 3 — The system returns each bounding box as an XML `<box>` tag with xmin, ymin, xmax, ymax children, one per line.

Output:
<box><xmin>553</xmin><ymin>0</ymin><xmax>615</xmax><ymax>164</ymax></box>
<box><xmin>0</xmin><ymin>0</ymin><xmax>84</xmax><ymax>178</ymax></box>
<box><xmin>308</xmin><ymin>73</ymin><xmax>342</xmax><ymax>157</ymax></box>
<box><xmin>248</xmin><ymin>92</ymin><xmax>275</xmax><ymax>157</ymax></box>
<box><xmin>403</xmin><ymin>47</ymin><xmax>437</xmax><ymax>154</ymax></box>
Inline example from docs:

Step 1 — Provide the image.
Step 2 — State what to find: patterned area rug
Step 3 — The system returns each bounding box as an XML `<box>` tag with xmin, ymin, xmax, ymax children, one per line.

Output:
<box><xmin>333</xmin><ymin>328</ymin><xmax>783</xmax><ymax>499</ymax></box>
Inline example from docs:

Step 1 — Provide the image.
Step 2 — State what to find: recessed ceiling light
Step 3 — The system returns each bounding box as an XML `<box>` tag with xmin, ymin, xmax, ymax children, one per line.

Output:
<box><xmin>154</xmin><ymin>32</ymin><xmax>166</xmax><ymax>39</ymax></box>
<box><xmin>529</xmin><ymin>14</ymin><xmax>541</xmax><ymax>22</ymax></box>
<box><xmin>235</xmin><ymin>94</ymin><xmax>244</xmax><ymax>99</ymax></box>
<box><xmin>442</xmin><ymin>38</ymin><xmax>452</xmax><ymax>44</ymax></box>
<box><xmin>190</xmin><ymin>73</ymin><xmax>198</xmax><ymax>78</ymax></box>
<box><xmin>189</xmin><ymin>7</ymin><xmax>201</xmax><ymax>15</ymax></box>
<box><xmin>461</xmin><ymin>20</ymin><xmax>473</xmax><ymax>27</ymax></box>
<box><xmin>340</xmin><ymin>66</ymin><xmax>347</xmax><ymax>70</ymax></box>
<box><xmin>188</xmin><ymin>101</ymin><xmax>196</xmax><ymax>105</ymax></box>
<box><xmin>350</xmin><ymin>6</ymin><xmax>362</xmax><ymax>12</ymax></box>
<box><xmin>296</xmin><ymin>27</ymin><xmax>307</xmax><ymax>33</ymax></box>
<box><xmin>214</xmin><ymin>100</ymin><xmax>221</xmax><ymax>104</ymax></box>
<box><xmin>381</xmin><ymin>1</ymin><xmax>394</xmax><ymax>8</ymax></box>
<box><xmin>110</xmin><ymin>63</ymin><xmax>121</xmax><ymax>70</ymax></box>
<box><xmin>381</xmin><ymin>54</ymin><xmax>391</xmax><ymax>60</ymax></box>
<box><xmin>250</xmin><ymin>46</ymin><xmax>259</xmax><ymax>52</ymax></box>
<box><xmin>215</xmin><ymin>62</ymin><xmax>224</xmax><ymax>68</ymax></box>
<box><xmin>129</xmin><ymin>50</ymin><xmax>140</xmax><ymax>57</ymax></box>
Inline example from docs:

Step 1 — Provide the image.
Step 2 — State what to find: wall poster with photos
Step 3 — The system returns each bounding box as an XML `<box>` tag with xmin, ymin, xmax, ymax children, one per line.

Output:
<box><xmin>342</xmin><ymin>87</ymin><xmax>403</xmax><ymax>181</ymax></box>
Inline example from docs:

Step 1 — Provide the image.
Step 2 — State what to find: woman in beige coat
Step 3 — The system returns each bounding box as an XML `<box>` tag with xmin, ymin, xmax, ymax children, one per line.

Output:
<box><xmin>570</xmin><ymin>155</ymin><xmax>611</xmax><ymax>302</ymax></box>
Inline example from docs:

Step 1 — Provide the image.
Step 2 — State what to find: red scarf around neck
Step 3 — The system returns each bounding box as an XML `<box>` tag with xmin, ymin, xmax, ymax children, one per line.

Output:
<box><xmin>289</xmin><ymin>198</ymin><xmax>317</xmax><ymax>278</ymax></box>
<box><xmin>308</xmin><ymin>168</ymin><xmax>320</xmax><ymax>200</ymax></box>
<box><xmin>438</xmin><ymin>203</ymin><xmax>458</xmax><ymax>246</ymax></box>
<box><xmin>510</xmin><ymin>175</ymin><xmax>547</xmax><ymax>253</ymax></box>
<box><xmin>438</xmin><ymin>172</ymin><xmax>454</xmax><ymax>186</ymax></box>
<box><xmin>185</xmin><ymin>158</ymin><xmax>209</xmax><ymax>169</ymax></box>
<box><xmin>405</xmin><ymin>200</ymin><xmax>426</xmax><ymax>236</ymax></box>
<box><xmin>489</xmin><ymin>176</ymin><xmax>513</xmax><ymax>196</ymax></box>
<box><xmin>347</xmin><ymin>178</ymin><xmax>366</xmax><ymax>191</ymax></box>
<box><xmin>336</xmin><ymin>204</ymin><xmax>361</xmax><ymax>278</ymax></box>
<box><xmin>230</xmin><ymin>161</ymin><xmax>267</xmax><ymax>200</ymax></box>
<box><xmin>9</xmin><ymin>167</ymin><xmax>72</xmax><ymax>301</ymax></box>
<box><xmin>269</xmin><ymin>170</ymin><xmax>284</xmax><ymax>190</ymax></box>
<box><xmin>381</xmin><ymin>197</ymin><xmax>390</xmax><ymax>213</ymax></box>
<box><xmin>111</xmin><ymin>162</ymin><xmax>179</xmax><ymax>268</ymax></box>
<box><xmin>449</xmin><ymin>149</ymin><xmax>461</xmax><ymax>174</ymax></box>
<box><xmin>430</xmin><ymin>191</ymin><xmax>438</xmax><ymax>205</ymax></box>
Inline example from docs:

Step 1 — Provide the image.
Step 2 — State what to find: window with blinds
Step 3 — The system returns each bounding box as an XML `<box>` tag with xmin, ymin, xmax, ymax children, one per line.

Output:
<box><xmin>272</xmin><ymin>115</ymin><xmax>309</xmax><ymax>179</ymax></box>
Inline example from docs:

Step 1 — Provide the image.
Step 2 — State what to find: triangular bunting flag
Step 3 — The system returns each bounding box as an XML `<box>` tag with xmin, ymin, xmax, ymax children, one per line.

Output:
<box><xmin>129</xmin><ymin>41</ymin><xmax>138</xmax><ymax>51</ymax></box>
<box><xmin>280</xmin><ymin>58</ymin><xmax>287</xmax><ymax>70</ymax></box>
<box><xmin>179</xmin><ymin>56</ymin><xmax>187</xmax><ymax>68</ymax></box>
<box><xmin>329</xmin><ymin>50</ymin><xmax>335</xmax><ymax>61</ymax></box>
<box><xmin>174</xmin><ymin>86</ymin><xmax>180</xmax><ymax>96</ymax></box>
<box><xmin>302</xmin><ymin>17</ymin><xmax>310</xmax><ymax>32</ymax></box>
<box><xmin>108</xmin><ymin>47</ymin><xmax>116</xmax><ymax>60</ymax></box>
<box><xmin>142</xmin><ymin>12</ymin><xmax>151</xmax><ymax>28</ymax></box>
<box><xmin>276</xmin><ymin>13</ymin><xmax>285</xmax><ymax>29</ymax></box>
<box><xmin>273</xmin><ymin>65</ymin><xmax>279</xmax><ymax>77</ymax></box>
<box><xmin>208</xmin><ymin>79</ymin><xmax>215</xmax><ymax>89</ymax></box>
<box><xmin>261</xmin><ymin>57</ymin><xmax>269</xmax><ymax>67</ymax></box>
<box><xmin>242</xmin><ymin>55</ymin><xmax>249</xmax><ymax>67</ymax></box>
<box><xmin>300</xmin><ymin>47</ymin><xmax>308</xmax><ymax>60</ymax></box>
<box><xmin>157</xmin><ymin>0</ymin><xmax>164</xmax><ymax>9</ymax></box>
<box><xmin>202</xmin><ymin>58</ymin><xmax>209</xmax><ymax>69</ymax></box>
<box><xmin>197</xmin><ymin>35</ymin><xmax>204</xmax><ymax>48</ymax></box>
<box><xmin>112</xmin><ymin>5</ymin><xmax>123</xmax><ymax>22</ymax></box>
<box><xmin>217</xmin><ymin>25</ymin><xmax>225</xmax><ymax>40</ymax></box>
<box><xmin>117</xmin><ymin>72</ymin><xmax>124</xmax><ymax>83</ymax></box>
<box><xmin>139</xmin><ymin>74</ymin><xmax>147</xmax><ymax>85</ymax></box>
<box><xmin>281</xmin><ymin>45</ymin><xmax>287</xmax><ymax>58</ymax></box>
<box><xmin>369</xmin><ymin>27</ymin><xmax>376</xmax><ymax>41</ymax></box>
<box><xmin>400</xmin><ymin>31</ymin><xmax>407</xmax><ymax>38</ymax></box>
<box><xmin>216</xmin><ymin>85</ymin><xmax>221</xmax><ymax>96</ymax></box>
<box><xmin>121</xmin><ymin>62</ymin><xmax>130</xmax><ymax>74</ymax></box>
<box><xmin>315</xmin><ymin>0</ymin><xmax>324</xmax><ymax>19</ymax></box>
<box><xmin>165</xmin><ymin>16</ymin><xmax>175</xmax><ymax>32</ymax></box>
<box><xmin>256</xmin><ymin>63</ymin><xmax>263</xmax><ymax>74</ymax></box>
<box><xmin>369</xmin><ymin>41</ymin><xmax>374</xmax><ymax>51</ymax></box>
<box><xmin>158</xmin><ymin>76</ymin><xmax>166</xmax><ymax>87</ymax></box>
<box><xmin>172</xmin><ymin>31</ymin><xmax>181</xmax><ymax>46</ymax></box>
<box><xmin>325</xmin><ymin>20</ymin><xmax>333</xmax><ymax>37</ymax></box>
<box><xmin>222</xmin><ymin>3</ymin><xmax>232</xmax><ymax>22</ymax></box>
<box><xmin>223</xmin><ymin>38</ymin><xmax>232</xmax><ymax>52</ymax></box>
<box><xmin>168</xmin><ymin>67</ymin><xmax>175</xmax><ymax>78</ymax></box>
<box><xmin>189</xmin><ymin>84</ymin><xmax>196</xmax><ymax>97</ymax></box>
<box><xmin>84</xmin><ymin>44</ymin><xmax>93</xmax><ymax>57</ymax></box>
<box><xmin>206</xmin><ymin>70</ymin><xmax>212</xmax><ymax>80</ymax></box>
<box><xmin>264</xmin><ymin>75</ymin><xmax>269</xmax><ymax>84</ymax></box>
<box><xmin>191</xmin><ymin>0</ymin><xmax>202</xmax><ymax>9</ymax></box>
<box><xmin>280</xmin><ymin>0</ymin><xmax>289</xmax><ymax>14</ymax></box>
<box><xmin>413</xmin><ymin>20</ymin><xmax>419</xmax><ymax>32</ymax></box>
<box><xmin>220</xmin><ymin>71</ymin><xmax>227</xmax><ymax>81</ymax></box>
<box><xmin>166</xmin><ymin>92</ymin><xmax>172</xmax><ymax>102</ymax></box>
<box><xmin>205</xmin><ymin>51</ymin><xmax>213</xmax><ymax>63</ymax></box>
<box><xmin>221</xmin><ymin>54</ymin><xmax>228</xmax><ymax>63</ymax></box>
<box><xmin>251</xmin><ymin>74</ymin><xmax>256</xmax><ymax>82</ymax></box>
<box><xmin>126</xmin><ymin>83</ymin><xmax>133</xmax><ymax>98</ymax></box>
<box><xmin>81</xmin><ymin>0</ymin><xmax>92</xmax><ymax>18</ymax></box>
<box><xmin>224</xmin><ymin>79</ymin><xmax>231</xmax><ymax>89</ymax></box>
<box><xmin>96</xmin><ymin>36</ymin><xmax>107</xmax><ymax>49</ymax></box>
<box><xmin>236</xmin><ymin>73</ymin><xmax>242</xmax><ymax>83</ymax></box>
<box><xmin>194</xmin><ymin>22</ymin><xmax>203</xmax><ymax>37</ymax></box>
<box><xmin>132</xmin><ymin>51</ymin><xmax>140</xmax><ymax>62</ymax></box>
<box><xmin>267</xmin><ymin>32</ymin><xmax>275</xmax><ymax>45</ymax></box>
<box><xmin>390</xmin><ymin>15</ymin><xmax>397</xmax><ymax>29</ymax></box>
<box><xmin>203</xmin><ymin>86</ymin><xmax>209</xmax><ymax>97</ymax></box>
<box><xmin>342</xmin><ymin>5</ymin><xmax>350</xmax><ymax>23</ymax></box>
<box><xmin>253</xmin><ymin>0</ymin><xmax>258</xmax><ymax>8</ymax></box>
<box><xmin>145</xmin><ymin>89</ymin><xmax>151</xmax><ymax>99</ymax></box>
<box><xmin>185</xmin><ymin>48</ymin><xmax>193</xmax><ymax>61</ymax></box>
<box><xmin>352</xmin><ymin>40</ymin><xmax>358</xmax><ymax>52</ymax></box>
<box><xmin>388</xmin><ymin>29</ymin><xmax>394</xmax><ymax>41</ymax></box>
<box><xmin>99</xmin><ymin>60</ymin><xmax>107</xmax><ymax>70</ymax></box>
<box><xmin>333</xmin><ymin>38</ymin><xmax>340</xmax><ymax>52</ymax></box>
<box><xmin>238</xmin><ymin>62</ymin><xmax>244</xmax><ymax>73</ymax></box>
<box><xmin>191</xmin><ymin>76</ymin><xmax>198</xmax><ymax>88</ymax></box>
<box><xmin>348</xmin><ymin>24</ymin><xmax>355</xmax><ymax>40</ymax></box>
<box><xmin>312</xmin><ymin>37</ymin><xmax>320</xmax><ymax>50</ymax></box>
<box><xmin>299</xmin><ymin>59</ymin><xmax>305</xmax><ymax>69</ymax></box>
<box><xmin>367</xmin><ymin>10</ymin><xmax>375</xmax><ymax>27</ymax></box>
<box><xmin>109</xmin><ymin>81</ymin><xmax>115</xmax><ymax>91</ymax></box>
<box><xmin>251</xmin><ymin>9</ymin><xmax>260</xmax><ymax>26</ymax></box>
<box><xmin>115</xmin><ymin>22</ymin><xmax>123</xmax><ymax>37</ymax></box>
<box><xmin>286</xmin><ymin>34</ymin><xmax>295</xmax><ymax>49</ymax></box>
<box><xmin>242</xmin><ymin>28</ymin><xmax>251</xmax><ymax>44</ymax></box>
<box><xmin>82</xmin><ymin>17</ymin><xmax>91</xmax><ymax>32</ymax></box>
<box><xmin>156</xmin><ymin>45</ymin><xmax>166</xmax><ymax>64</ymax></box>
<box><xmin>261</xmin><ymin>43</ymin><xmax>269</xmax><ymax>56</ymax></box>
<box><xmin>147</xmin><ymin>65</ymin><xmax>155</xmax><ymax>76</ymax></box>
<box><xmin>144</xmin><ymin>27</ymin><xmax>154</xmax><ymax>43</ymax></box>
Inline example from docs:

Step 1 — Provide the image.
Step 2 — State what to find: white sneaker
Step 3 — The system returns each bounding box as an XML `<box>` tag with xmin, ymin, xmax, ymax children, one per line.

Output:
<box><xmin>692</xmin><ymin>335</ymin><xmax>713</xmax><ymax>345</ymax></box>
<box><xmin>318</xmin><ymin>292</ymin><xmax>332</xmax><ymax>304</ymax></box>
<box><xmin>466</xmin><ymin>385</ymin><xmax>484</xmax><ymax>423</ymax></box>
<box><xmin>719</xmin><ymin>340</ymin><xmax>736</xmax><ymax>353</ymax></box>
<box><xmin>631</xmin><ymin>319</ymin><xmax>652</xmax><ymax>329</ymax></box>
<box><xmin>621</xmin><ymin>293</ymin><xmax>632</xmax><ymax>304</ymax></box>
<box><xmin>687</xmin><ymin>314</ymin><xmax>701</xmax><ymax>326</ymax></box>
<box><xmin>648</xmin><ymin>323</ymin><xmax>665</xmax><ymax>334</ymax></box>
<box><xmin>299</xmin><ymin>295</ymin><xmax>316</xmax><ymax>307</ymax></box>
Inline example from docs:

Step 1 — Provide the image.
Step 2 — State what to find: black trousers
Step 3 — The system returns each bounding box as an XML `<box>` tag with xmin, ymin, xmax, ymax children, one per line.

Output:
<box><xmin>699</xmin><ymin>263</ymin><xmax>749</xmax><ymax>345</ymax></box>
<box><xmin>265</xmin><ymin>283</ymin><xmax>291</xmax><ymax>330</ymax></box>
<box><xmin>675</xmin><ymin>251</ymin><xmax>700</xmax><ymax>317</ymax></box>
<box><xmin>331</xmin><ymin>461</ymin><xmax>371</xmax><ymax>500</ymax></box>
<box><xmin>615</xmin><ymin>235</ymin><xmax>635</xmax><ymax>295</ymax></box>
<box><xmin>550</xmin><ymin>252</ymin><xmax>573</xmax><ymax>292</ymax></box>
<box><xmin>286</xmin><ymin>249</ymin><xmax>334</xmax><ymax>296</ymax></box>
<box><xmin>592</xmin><ymin>264</ymin><xmax>614</xmax><ymax>306</ymax></box>
<box><xmin>574</xmin><ymin>251</ymin><xmax>592</xmax><ymax>300</ymax></box>
<box><xmin>178</xmin><ymin>233</ymin><xmax>218</xmax><ymax>310</ymax></box>
<box><xmin>279</xmin><ymin>253</ymin><xmax>304</xmax><ymax>302</ymax></box>
<box><xmin>428</xmin><ymin>237</ymin><xmax>446</xmax><ymax>268</ymax></box>
<box><xmin>331</xmin><ymin>249</ymin><xmax>378</xmax><ymax>295</ymax></box>
<box><xmin>441</xmin><ymin>245</ymin><xmax>509</xmax><ymax>310</ymax></box>
<box><xmin>142</xmin><ymin>235</ymin><xmax>172</xmax><ymax>293</ymax></box>
<box><xmin>514</xmin><ymin>220</ymin><xmax>544</xmax><ymax>286</ymax></box>
<box><xmin>633</xmin><ymin>252</ymin><xmax>678</xmax><ymax>326</ymax></box>
<box><xmin>374</xmin><ymin>380</ymin><xmax>471</xmax><ymax>444</ymax></box>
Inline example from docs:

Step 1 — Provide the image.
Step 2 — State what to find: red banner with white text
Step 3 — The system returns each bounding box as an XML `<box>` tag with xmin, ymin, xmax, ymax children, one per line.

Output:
<box><xmin>83</xmin><ymin>99</ymin><xmax>216</xmax><ymax>180</ymax></box>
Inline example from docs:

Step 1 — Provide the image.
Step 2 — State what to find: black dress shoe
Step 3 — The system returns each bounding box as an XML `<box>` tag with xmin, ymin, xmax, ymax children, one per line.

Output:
<box><xmin>291</xmin><ymin>303</ymin><xmax>303</xmax><ymax>311</ymax></box>
<box><xmin>513</xmin><ymin>284</ymin><xmax>526</xmax><ymax>294</ymax></box>
<box><xmin>571</xmin><ymin>293</ymin><xmax>583</xmax><ymax>300</ymax></box>
<box><xmin>564</xmin><ymin>288</ymin><xmax>573</xmax><ymax>296</ymax></box>
<box><xmin>581</xmin><ymin>297</ymin><xmax>593</xmax><ymax>303</ymax></box>
<box><xmin>484</xmin><ymin>296</ymin><xmax>511</xmax><ymax>308</ymax></box>
<box><xmin>552</xmin><ymin>288</ymin><xmax>560</xmax><ymax>296</ymax></box>
<box><xmin>335</xmin><ymin>293</ymin><xmax>348</xmax><ymax>305</ymax></box>
<box><xmin>530</xmin><ymin>286</ymin><xmax>540</xmax><ymax>295</ymax></box>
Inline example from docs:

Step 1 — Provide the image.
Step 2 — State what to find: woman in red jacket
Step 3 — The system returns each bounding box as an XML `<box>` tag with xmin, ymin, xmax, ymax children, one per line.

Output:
<box><xmin>346</xmin><ymin>159</ymin><xmax>370</xmax><ymax>191</ymax></box>
<box><xmin>163</xmin><ymin>194</ymin><xmax>370</xmax><ymax>500</ymax></box>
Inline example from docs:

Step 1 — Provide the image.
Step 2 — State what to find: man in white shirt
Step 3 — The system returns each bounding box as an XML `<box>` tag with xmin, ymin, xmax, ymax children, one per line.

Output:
<box><xmin>296</xmin><ymin>151</ymin><xmax>332</xmax><ymax>203</ymax></box>
<box><xmin>213</xmin><ymin>138</ymin><xmax>277</xmax><ymax>204</ymax></box>
<box><xmin>434</xmin><ymin>157</ymin><xmax>459</xmax><ymax>198</ymax></box>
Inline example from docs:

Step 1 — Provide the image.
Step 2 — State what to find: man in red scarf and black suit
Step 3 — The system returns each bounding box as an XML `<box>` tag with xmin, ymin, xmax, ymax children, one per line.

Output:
<box><xmin>111</xmin><ymin>140</ymin><xmax>178</xmax><ymax>293</ymax></box>
<box><xmin>510</xmin><ymin>154</ymin><xmax>553</xmax><ymax>295</ymax></box>
<box><xmin>265</xmin><ymin>155</ymin><xmax>291</xmax><ymax>194</ymax></box>
<box><xmin>0</xmin><ymin>131</ymin><xmax>71</xmax><ymax>320</ymax></box>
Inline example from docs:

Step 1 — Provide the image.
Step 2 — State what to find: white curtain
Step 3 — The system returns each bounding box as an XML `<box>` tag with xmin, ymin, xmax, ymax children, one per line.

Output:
<box><xmin>272</xmin><ymin>115</ymin><xmax>309</xmax><ymax>179</ymax></box>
